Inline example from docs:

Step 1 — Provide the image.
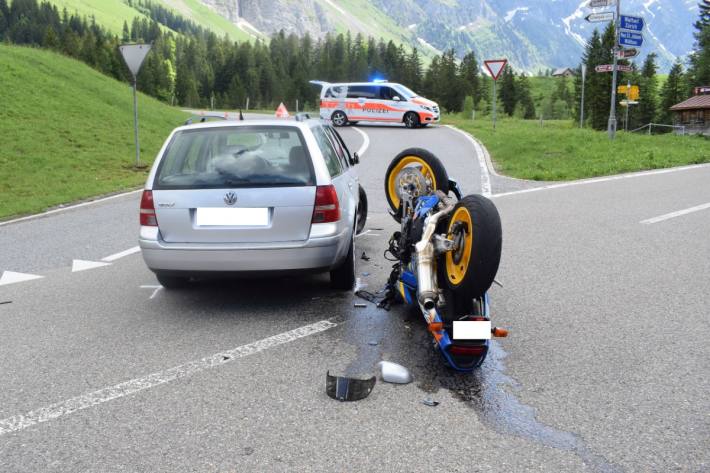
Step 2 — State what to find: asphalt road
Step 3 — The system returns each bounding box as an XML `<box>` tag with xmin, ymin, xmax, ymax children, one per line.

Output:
<box><xmin>1</xmin><ymin>120</ymin><xmax>708</xmax><ymax>472</ymax></box>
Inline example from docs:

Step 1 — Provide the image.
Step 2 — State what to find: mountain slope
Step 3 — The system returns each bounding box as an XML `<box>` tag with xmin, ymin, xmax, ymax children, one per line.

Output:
<box><xmin>0</xmin><ymin>45</ymin><xmax>186</xmax><ymax>218</ymax></box>
<box><xmin>195</xmin><ymin>0</ymin><xmax>699</xmax><ymax>71</ymax></box>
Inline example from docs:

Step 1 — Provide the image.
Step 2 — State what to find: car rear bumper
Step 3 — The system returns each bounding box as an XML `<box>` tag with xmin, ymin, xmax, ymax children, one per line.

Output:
<box><xmin>139</xmin><ymin>229</ymin><xmax>348</xmax><ymax>273</ymax></box>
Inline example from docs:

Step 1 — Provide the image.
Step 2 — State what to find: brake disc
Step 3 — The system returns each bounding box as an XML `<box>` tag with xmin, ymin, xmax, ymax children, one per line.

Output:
<box><xmin>395</xmin><ymin>167</ymin><xmax>430</xmax><ymax>201</ymax></box>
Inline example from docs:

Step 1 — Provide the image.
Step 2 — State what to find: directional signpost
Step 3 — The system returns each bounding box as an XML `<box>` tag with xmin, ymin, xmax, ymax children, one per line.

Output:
<box><xmin>620</xmin><ymin>15</ymin><xmax>644</xmax><ymax>31</ymax></box>
<box><xmin>484</xmin><ymin>59</ymin><xmax>507</xmax><ymax>130</ymax></box>
<box><xmin>588</xmin><ymin>0</ymin><xmax>615</xmax><ymax>7</ymax></box>
<box><xmin>618</xmin><ymin>30</ymin><xmax>644</xmax><ymax>48</ymax></box>
<box><xmin>119</xmin><ymin>43</ymin><xmax>152</xmax><ymax>167</ymax></box>
<box><xmin>585</xmin><ymin>12</ymin><xmax>614</xmax><ymax>22</ymax></box>
<box><xmin>616</xmin><ymin>48</ymin><xmax>639</xmax><ymax>59</ymax></box>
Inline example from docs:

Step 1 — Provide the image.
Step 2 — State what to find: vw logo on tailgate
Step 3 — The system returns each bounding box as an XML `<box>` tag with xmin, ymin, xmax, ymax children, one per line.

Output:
<box><xmin>224</xmin><ymin>192</ymin><xmax>237</xmax><ymax>206</ymax></box>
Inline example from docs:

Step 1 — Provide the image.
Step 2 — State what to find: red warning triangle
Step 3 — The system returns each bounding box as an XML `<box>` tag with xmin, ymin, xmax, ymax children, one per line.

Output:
<box><xmin>275</xmin><ymin>102</ymin><xmax>290</xmax><ymax>118</ymax></box>
<box><xmin>484</xmin><ymin>59</ymin><xmax>508</xmax><ymax>81</ymax></box>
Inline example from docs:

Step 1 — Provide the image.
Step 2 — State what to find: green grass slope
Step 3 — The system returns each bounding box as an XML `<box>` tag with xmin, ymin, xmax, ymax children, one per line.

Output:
<box><xmin>445</xmin><ymin>116</ymin><xmax>710</xmax><ymax>181</ymax></box>
<box><xmin>48</xmin><ymin>0</ymin><xmax>252</xmax><ymax>42</ymax></box>
<box><xmin>0</xmin><ymin>45</ymin><xmax>187</xmax><ymax>219</ymax></box>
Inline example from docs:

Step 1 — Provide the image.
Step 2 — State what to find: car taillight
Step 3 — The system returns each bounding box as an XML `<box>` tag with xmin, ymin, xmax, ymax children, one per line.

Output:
<box><xmin>140</xmin><ymin>190</ymin><xmax>158</xmax><ymax>226</ymax></box>
<box><xmin>312</xmin><ymin>185</ymin><xmax>340</xmax><ymax>223</ymax></box>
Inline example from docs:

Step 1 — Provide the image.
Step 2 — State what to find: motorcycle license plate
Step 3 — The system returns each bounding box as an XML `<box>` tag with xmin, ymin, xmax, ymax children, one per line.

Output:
<box><xmin>453</xmin><ymin>320</ymin><xmax>491</xmax><ymax>340</ymax></box>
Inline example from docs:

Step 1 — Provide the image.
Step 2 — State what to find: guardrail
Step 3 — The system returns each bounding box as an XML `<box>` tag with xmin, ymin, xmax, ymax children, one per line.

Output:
<box><xmin>629</xmin><ymin>123</ymin><xmax>687</xmax><ymax>135</ymax></box>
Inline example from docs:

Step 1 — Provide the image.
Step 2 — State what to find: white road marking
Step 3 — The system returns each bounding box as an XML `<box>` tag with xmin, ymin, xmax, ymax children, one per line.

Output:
<box><xmin>140</xmin><ymin>285</ymin><xmax>163</xmax><ymax>299</ymax></box>
<box><xmin>102</xmin><ymin>246</ymin><xmax>141</xmax><ymax>262</ymax></box>
<box><xmin>444</xmin><ymin>125</ymin><xmax>491</xmax><ymax>197</ymax></box>
<box><xmin>0</xmin><ymin>271</ymin><xmax>44</xmax><ymax>287</ymax></box>
<box><xmin>640</xmin><ymin>202</ymin><xmax>710</xmax><ymax>224</ymax></box>
<box><xmin>0</xmin><ymin>320</ymin><xmax>337</xmax><ymax>436</ymax></box>
<box><xmin>492</xmin><ymin>163</ymin><xmax>710</xmax><ymax>198</ymax></box>
<box><xmin>352</xmin><ymin>127</ymin><xmax>370</xmax><ymax>157</ymax></box>
<box><xmin>71</xmin><ymin>260</ymin><xmax>112</xmax><ymax>273</ymax></box>
<box><xmin>0</xmin><ymin>190</ymin><xmax>142</xmax><ymax>227</ymax></box>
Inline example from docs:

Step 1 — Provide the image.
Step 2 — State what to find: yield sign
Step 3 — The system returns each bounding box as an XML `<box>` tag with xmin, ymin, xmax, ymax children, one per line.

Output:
<box><xmin>484</xmin><ymin>59</ymin><xmax>508</xmax><ymax>81</ymax></box>
<box><xmin>119</xmin><ymin>43</ymin><xmax>152</xmax><ymax>78</ymax></box>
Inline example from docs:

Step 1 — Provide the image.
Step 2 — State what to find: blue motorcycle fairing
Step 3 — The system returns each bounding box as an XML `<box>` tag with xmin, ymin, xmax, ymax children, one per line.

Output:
<box><xmin>414</xmin><ymin>195</ymin><xmax>439</xmax><ymax>219</ymax></box>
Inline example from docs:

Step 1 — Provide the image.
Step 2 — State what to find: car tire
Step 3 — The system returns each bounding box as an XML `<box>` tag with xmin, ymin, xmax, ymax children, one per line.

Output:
<box><xmin>155</xmin><ymin>272</ymin><xmax>190</xmax><ymax>289</ymax></box>
<box><xmin>330</xmin><ymin>229</ymin><xmax>355</xmax><ymax>290</ymax></box>
<box><xmin>331</xmin><ymin>110</ymin><xmax>348</xmax><ymax>127</ymax></box>
<box><xmin>356</xmin><ymin>184</ymin><xmax>368</xmax><ymax>235</ymax></box>
<box><xmin>439</xmin><ymin>195</ymin><xmax>502</xmax><ymax>299</ymax></box>
<box><xmin>404</xmin><ymin>112</ymin><xmax>420</xmax><ymax>128</ymax></box>
<box><xmin>384</xmin><ymin>148</ymin><xmax>450</xmax><ymax>218</ymax></box>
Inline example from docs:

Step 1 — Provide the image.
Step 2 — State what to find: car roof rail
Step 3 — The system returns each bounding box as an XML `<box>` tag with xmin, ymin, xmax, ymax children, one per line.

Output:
<box><xmin>295</xmin><ymin>112</ymin><xmax>312</xmax><ymax>122</ymax></box>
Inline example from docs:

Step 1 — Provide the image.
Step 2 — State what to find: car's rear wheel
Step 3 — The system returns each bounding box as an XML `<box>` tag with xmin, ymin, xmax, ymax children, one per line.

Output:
<box><xmin>331</xmin><ymin>110</ymin><xmax>348</xmax><ymax>127</ymax></box>
<box><xmin>330</xmin><ymin>229</ymin><xmax>355</xmax><ymax>290</ymax></box>
<box><xmin>404</xmin><ymin>112</ymin><xmax>420</xmax><ymax>128</ymax></box>
<box><xmin>156</xmin><ymin>272</ymin><xmax>190</xmax><ymax>289</ymax></box>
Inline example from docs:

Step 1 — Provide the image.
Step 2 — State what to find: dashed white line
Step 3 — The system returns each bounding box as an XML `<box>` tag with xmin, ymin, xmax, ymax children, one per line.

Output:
<box><xmin>352</xmin><ymin>127</ymin><xmax>370</xmax><ymax>157</ymax></box>
<box><xmin>640</xmin><ymin>202</ymin><xmax>710</xmax><ymax>224</ymax></box>
<box><xmin>444</xmin><ymin>125</ymin><xmax>491</xmax><ymax>197</ymax></box>
<box><xmin>102</xmin><ymin>246</ymin><xmax>141</xmax><ymax>262</ymax></box>
<box><xmin>0</xmin><ymin>320</ymin><xmax>337</xmax><ymax>436</ymax></box>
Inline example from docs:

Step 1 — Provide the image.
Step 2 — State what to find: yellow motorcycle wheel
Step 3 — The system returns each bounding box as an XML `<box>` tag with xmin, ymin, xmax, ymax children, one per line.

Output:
<box><xmin>384</xmin><ymin>148</ymin><xmax>449</xmax><ymax>218</ymax></box>
<box><xmin>445</xmin><ymin>206</ymin><xmax>473</xmax><ymax>286</ymax></box>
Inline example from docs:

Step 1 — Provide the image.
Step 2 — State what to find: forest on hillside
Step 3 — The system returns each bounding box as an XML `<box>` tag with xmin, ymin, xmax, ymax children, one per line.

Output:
<box><xmin>1</xmin><ymin>0</ymin><xmax>709</xmax><ymax>130</ymax></box>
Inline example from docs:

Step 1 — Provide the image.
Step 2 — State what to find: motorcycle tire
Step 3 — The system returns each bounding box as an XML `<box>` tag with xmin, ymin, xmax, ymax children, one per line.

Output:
<box><xmin>439</xmin><ymin>194</ymin><xmax>501</xmax><ymax>299</ymax></box>
<box><xmin>384</xmin><ymin>148</ymin><xmax>449</xmax><ymax>220</ymax></box>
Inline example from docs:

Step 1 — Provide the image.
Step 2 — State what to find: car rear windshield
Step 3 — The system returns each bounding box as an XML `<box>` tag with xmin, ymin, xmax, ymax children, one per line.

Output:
<box><xmin>154</xmin><ymin>126</ymin><xmax>315</xmax><ymax>189</ymax></box>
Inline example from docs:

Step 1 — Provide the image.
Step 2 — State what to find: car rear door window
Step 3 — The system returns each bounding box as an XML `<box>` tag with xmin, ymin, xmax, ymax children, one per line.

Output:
<box><xmin>154</xmin><ymin>126</ymin><xmax>314</xmax><ymax>189</ymax></box>
<box><xmin>347</xmin><ymin>85</ymin><xmax>378</xmax><ymax>99</ymax></box>
<box><xmin>323</xmin><ymin>126</ymin><xmax>350</xmax><ymax>170</ymax></box>
<box><xmin>312</xmin><ymin>125</ymin><xmax>343</xmax><ymax>178</ymax></box>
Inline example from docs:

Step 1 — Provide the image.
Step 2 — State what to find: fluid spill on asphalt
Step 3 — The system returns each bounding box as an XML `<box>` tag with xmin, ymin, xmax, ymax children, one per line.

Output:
<box><xmin>416</xmin><ymin>338</ymin><xmax>622</xmax><ymax>473</ymax></box>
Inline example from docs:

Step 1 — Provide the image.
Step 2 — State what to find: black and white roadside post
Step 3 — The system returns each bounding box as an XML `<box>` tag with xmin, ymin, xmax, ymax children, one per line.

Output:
<box><xmin>119</xmin><ymin>43</ymin><xmax>152</xmax><ymax>168</ymax></box>
<box><xmin>580</xmin><ymin>64</ymin><xmax>587</xmax><ymax>128</ymax></box>
<box><xmin>483</xmin><ymin>59</ymin><xmax>507</xmax><ymax>130</ymax></box>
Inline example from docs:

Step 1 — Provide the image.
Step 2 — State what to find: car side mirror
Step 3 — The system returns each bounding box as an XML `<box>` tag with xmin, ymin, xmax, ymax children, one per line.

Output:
<box><xmin>352</xmin><ymin>152</ymin><xmax>360</xmax><ymax>165</ymax></box>
<box><xmin>392</xmin><ymin>96</ymin><xmax>401</xmax><ymax>102</ymax></box>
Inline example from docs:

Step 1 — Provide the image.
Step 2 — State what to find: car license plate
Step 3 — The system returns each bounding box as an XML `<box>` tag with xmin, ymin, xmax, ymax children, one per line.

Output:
<box><xmin>195</xmin><ymin>208</ymin><xmax>269</xmax><ymax>226</ymax></box>
<box><xmin>453</xmin><ymin>320</ymin><xmax>491</xmax><ymax>340</ymax></box>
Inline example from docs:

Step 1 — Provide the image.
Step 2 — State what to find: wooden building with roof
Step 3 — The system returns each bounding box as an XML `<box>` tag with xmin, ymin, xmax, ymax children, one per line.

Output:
<box><xmin>670</xmin><ymin>87</ymin><xmax>710</xmax><ymax>135</ymax></box>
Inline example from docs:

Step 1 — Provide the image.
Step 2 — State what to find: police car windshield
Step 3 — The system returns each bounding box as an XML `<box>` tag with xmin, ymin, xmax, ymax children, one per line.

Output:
<box><xmin>392</xmin><ymin>84</ymin><xmax>418</xmax><ymax>99</ymax></box>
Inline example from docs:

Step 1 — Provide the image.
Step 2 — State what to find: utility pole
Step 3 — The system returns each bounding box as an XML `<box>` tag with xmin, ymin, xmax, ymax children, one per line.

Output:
<box><xmin>607</xmin><ymin>0</ymin><xmax>621</xmax><ymax>139</ymax></box>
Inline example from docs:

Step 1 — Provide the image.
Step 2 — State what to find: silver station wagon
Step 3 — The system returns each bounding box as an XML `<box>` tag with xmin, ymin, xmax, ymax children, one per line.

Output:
<box><xmin>139</xmin><ymin>117</ymin><xmax>367</xmax><ymax>289</ymax></box>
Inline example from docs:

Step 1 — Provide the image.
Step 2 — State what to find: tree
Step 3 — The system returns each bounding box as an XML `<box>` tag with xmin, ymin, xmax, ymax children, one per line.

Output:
<box><xmin>498</xmin><ymin>65</ymin><xmax>517</xmax><ymax>116</ymax></box>
<box><xmin>458</xmin><ymin>51</ymin><xmax>480</xmax><ymax>105</ymax></box>
<box><xmin>659</xmin><ymin>61</ymin><xmax>688</xmax><ymax>123</ymax></box>
<box><xmin>689</xmin><ymin>1</ymin><xmax>710</xmax><ymax>87</ymax></box>
<box><xmin>515</xmin><ymin>73</ymin><xmax>536</xmax><ymax>119</ymax></box>
<box><xmin>637</xmin><ymin>53</ymin><xmax>658</xmax><ymax>126</ymax></box>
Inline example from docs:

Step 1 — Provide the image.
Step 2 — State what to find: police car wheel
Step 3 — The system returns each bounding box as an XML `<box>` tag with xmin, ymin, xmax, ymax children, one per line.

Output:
<box><xmin>404</xmin><ymin>112</ymin><xmax>420</xmax><ymax>128</ymax></box>
<box><xmin>332</xmin><ymin>111</ymin><xmax>348</xmax><ymax>127</ymax></box>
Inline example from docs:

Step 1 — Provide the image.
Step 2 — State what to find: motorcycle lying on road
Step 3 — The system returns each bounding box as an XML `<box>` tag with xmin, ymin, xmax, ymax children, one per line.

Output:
<box><xmin>382</xmin><ymin>148</ymin><xmax>507</xmax><ymax>371</ymax></box>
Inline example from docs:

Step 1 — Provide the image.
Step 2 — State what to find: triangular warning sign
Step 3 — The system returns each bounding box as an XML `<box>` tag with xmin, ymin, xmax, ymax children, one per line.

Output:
<box><xmin>484</xmin><ymin>59</ymin><xmax>508</xmax><ymax>81</ymax></box>
<box><xmin>275</xmin><ymin>102</ymin><xmax>290</xmax><ymax>118</ymax></box>
<box><xmin>118</xmin><ymin>43</ymin><xmax>152</xmax><ymax>78</ymax></box>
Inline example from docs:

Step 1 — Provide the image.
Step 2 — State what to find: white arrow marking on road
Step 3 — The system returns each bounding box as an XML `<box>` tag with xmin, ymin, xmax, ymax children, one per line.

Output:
<box><xmin>0</xmin><ymin>271</ymin><xmax>44</xmax><ymax>286</ymax></box>
<box><xmin>140</xmin><ymin>285</ymin><xmax>163</xmax><ymax>299</ymax></box>
<box><xmin>102</xmin><ymin>246</ymin><xmax>141</xmax><ymax>262</ymax></box>
<box><xmin>71</xmin><ymin>260</ymin><xmax>112</xmax><ymax>273</ymax></box>
<box><xmin>0</xmin><ymin>319</ymin><xmax>337</xmax><ymax>436</ymax></box>
<box><xmin>640</xmin><ymin>202</ymin><xmax>710</xmax><ymax>224</ymax></box>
